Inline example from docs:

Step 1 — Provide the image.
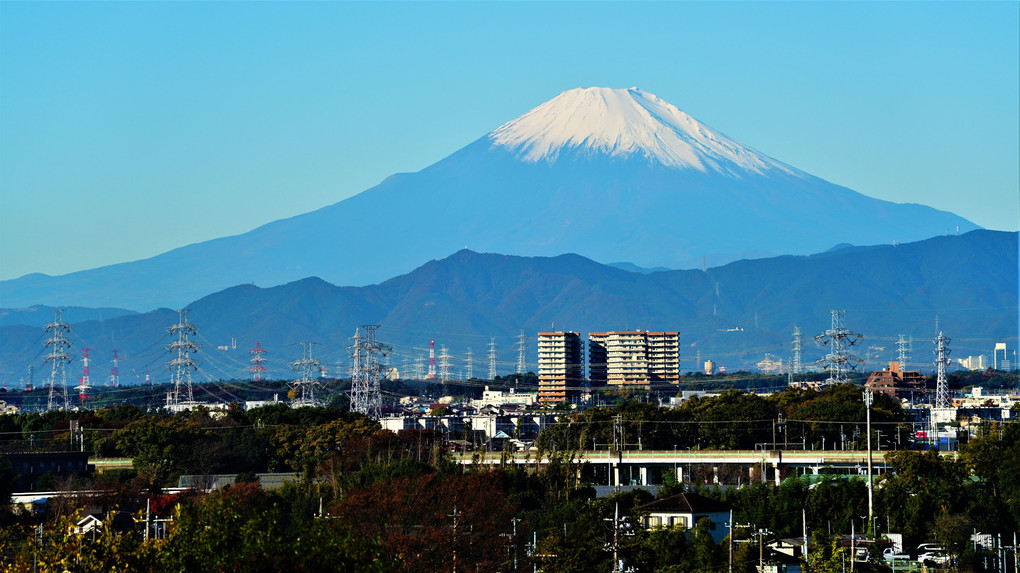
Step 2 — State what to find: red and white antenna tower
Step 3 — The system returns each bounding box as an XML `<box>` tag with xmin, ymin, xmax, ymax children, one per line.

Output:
<box><xmin>426</xmin><ymin>340</ymin><xmax>437</xmax><ymax>379</ymax></box>
<box><xmin>145</xmin><ymin>370</ymin><xmax>150</xmax><ymax>385</ymax></box>
<box><xmin>75</xmin><ymin>348</ymin><xmax>92</xmax><ymax>406</ymax></box>
<box><xmin>109</xmin><ymin>349</ymin><xmax>119</xmax><ymax>387</ymax></box>
<box><xmin>250</xmin><ymin>341</ymin><xmax>267</xmax><ymax>382</ymax></box>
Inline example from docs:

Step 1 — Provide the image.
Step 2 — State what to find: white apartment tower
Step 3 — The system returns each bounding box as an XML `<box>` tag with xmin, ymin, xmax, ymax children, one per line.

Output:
<box><xmin>588</xmin><ymin>331</ymin><xmax>680</xmax><ymax>387</ymax></box>
<box><xmin>537</xmin><ymin>332</ymin><xmax>584</xmax><ymax>404</ymax></box>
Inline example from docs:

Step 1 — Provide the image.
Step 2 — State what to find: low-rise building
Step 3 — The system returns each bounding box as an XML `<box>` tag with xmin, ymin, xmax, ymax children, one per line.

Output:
<box><xmin>633</xmin><ymin>492</ymin><xmax>732</xmax><ymax>542</ymax></box>
<box><xmin>472</xmin><ymin>386</ymin><xmax>538</xmax><ymax>409</ymax></box>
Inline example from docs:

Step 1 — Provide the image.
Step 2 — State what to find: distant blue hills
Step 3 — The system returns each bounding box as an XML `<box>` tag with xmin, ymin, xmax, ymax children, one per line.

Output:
<box><xmin>0</xmin><ymin>88</ymin><xmax>978</xmax><ymax>311</ymax></box>
<box><xmin>1</xmin><ymin>230</ymin><xmax>1014</xmax><ymax>385</ymax></box>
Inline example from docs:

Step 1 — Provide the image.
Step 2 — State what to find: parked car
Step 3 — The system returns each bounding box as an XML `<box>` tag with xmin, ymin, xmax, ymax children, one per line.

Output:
<box><xmin>917</xmin><ymin>543</ymin><xmax>945</xmax><ymax>554</ymax></box>
<box><xmin>919</xmin><ymin>551</ymin><xmax>950</xmax><ymax>565</ymax></box>
<box><xmin>883</xmin><ymin>547</ymin><xmax>911</xmax><ymax>562</ymax></box>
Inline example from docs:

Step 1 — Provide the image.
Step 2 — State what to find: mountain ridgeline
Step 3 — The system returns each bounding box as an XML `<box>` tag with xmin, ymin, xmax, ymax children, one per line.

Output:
<box><xmin>0</xmin><ymin>230</ymin><xmax>1014</xmax><ymax>384</ymax></box>
<box><xmin>0</xmin><ymin>87</ymin><xmax>978</xmax><ymax>311</ymax></box>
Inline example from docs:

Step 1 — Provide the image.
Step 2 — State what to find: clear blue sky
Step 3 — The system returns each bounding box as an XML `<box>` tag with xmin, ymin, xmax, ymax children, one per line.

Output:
<box><xmin>2</xmin><ymin>1</ymin><xmax>1017</xmax><ymax>281</ymax></box>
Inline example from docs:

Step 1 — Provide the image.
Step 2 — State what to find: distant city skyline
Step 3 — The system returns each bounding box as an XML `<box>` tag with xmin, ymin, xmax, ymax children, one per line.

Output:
<box><xmin>1</xmin><ymin>1</ymin><xmax>1017</xmax><ymax>281</ymax></box>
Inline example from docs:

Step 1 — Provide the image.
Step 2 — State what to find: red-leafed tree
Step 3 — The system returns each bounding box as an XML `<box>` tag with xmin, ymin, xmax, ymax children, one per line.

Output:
<box><xmin>335</xmin><ymin>470</ymin><xmax>518</xmax><ymax>573</ymax></box>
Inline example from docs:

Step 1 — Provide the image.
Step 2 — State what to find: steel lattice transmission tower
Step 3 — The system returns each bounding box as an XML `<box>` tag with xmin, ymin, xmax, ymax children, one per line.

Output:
<box><xmin>290</xmin><ymin>342</ymin><xmax>321</xmax><ymax>406</ymax></box>
<box><xmin>109</xmin><ymin>350</ymin><xmax>119</xmax><ymax>387</ymax></box>
<box><xmin>464</xmin><ymin>348</ymin><xmax>474</xmax><ymax>380</ymax></box>
<box><xmin>933</xmin><ymin>331</ymin><xmax>952</xmax><ymax>408</ymax></box>
<box><xmin>44</xmin><ymin>309</ymin><xmax>72</xmax><ymax>411</ymax></box>
<box><xmin>349</xmin><ymin>325</ymin><xmax>391</xmax><ymax>419</ymax></box>
<box><xmin>791</xmin><ymin>326</ymin><xmax>803</xmax><ymax>375</ymax></box>
<box><xmin>814</xmin><ymin>309</ymin><xmax>864</xmax><ymax>384</ymax></box>
<box><xmin>74</xmin><ymin>348</ymin><xmax>92</xmax><ymax>408</ymax></box>
<box><xmin>250</xmin><ymin>341</ymin><xmax>267</xmax><ymax>382</ymax></box>
<box><xmin>438</xmin><ymin>345</ymin><xmax>452</xmax><ymax>382</ymax></box>
<box><xmin>516</xmin><ymin>330</ymin><xmax>527</xmax><ymax>374</ymax></box>
<box><xmin>897</xmin><ymin>335</ymin><xmax>911</xmax><ymax>368</ymax></box>
<box><xmin>488</xmin><ymin>338</ymin><xmax>497</xmax><ymax>379</ymax></box>
<box><xmin>165</xmin><ymin>309</ymin><xmax>199</xmax><ymax>410</ymax></box>
<box><xmin>414</xmin><ymin>354</ymin><xmax>425</xmax><ymax>380</ymax></box>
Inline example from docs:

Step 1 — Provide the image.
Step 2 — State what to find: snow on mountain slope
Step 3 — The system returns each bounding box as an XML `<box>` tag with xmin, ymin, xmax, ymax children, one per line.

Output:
<box><xmin>0</xmin><ymin>86</ymin><xmax>981</xmax><ymax>310</ymax></box>
<box><xmin>488</xmin><ymin>87</ymin><xmax>801</xmax><ymax>177</ymax></box>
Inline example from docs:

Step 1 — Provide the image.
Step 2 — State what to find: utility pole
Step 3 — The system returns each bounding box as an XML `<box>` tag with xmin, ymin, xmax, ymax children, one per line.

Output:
<box><xmin>44</xmin><ymin>309</ymin><xmax>72</xmax><ymax>411</ymax></box>
<box><xmin>729</xmin><ymin>509</ymin><xmax>734</xmax><ymax>573</ymax></box>
<box><xmin>449</xmin><ymin>506</ymin><xmax>460</xmax><ymax>573</ymax></box>
<box><xmin>863</xmin><ymin>389</ymin><xmax>874</xmax><ymax>535</ymax></box>
<box><xmin>604</xmin><ymin>502</ymin><xmax>626</xmax><ymax>572</ymax></box>
<box><xmin>803</xmin><ymin>508</ymin><xmax>809</xmax><ymax>572</ymax></box>
<box><xmin>814</xmin><ymin>309</ymin><xmax>863</xmax><ymax>384</ymax></box>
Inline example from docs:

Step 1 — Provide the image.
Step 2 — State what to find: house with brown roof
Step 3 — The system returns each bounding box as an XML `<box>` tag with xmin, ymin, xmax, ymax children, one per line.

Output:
<box><xmin>633</xmin><ymin>492</ymin><xmax>732</xmax><ymax>542</ymax></box>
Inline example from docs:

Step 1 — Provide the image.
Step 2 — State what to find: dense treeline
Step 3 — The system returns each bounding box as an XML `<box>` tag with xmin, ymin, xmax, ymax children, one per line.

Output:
<box><xmin>538</xmin><ymin>384</ymin><xmax>907</xmax><ymax>453</ymax></box>
<box><xmin>0</xmin><ymin>384</ymin><xmax>1018</xmax><ymax>572</ymax></box>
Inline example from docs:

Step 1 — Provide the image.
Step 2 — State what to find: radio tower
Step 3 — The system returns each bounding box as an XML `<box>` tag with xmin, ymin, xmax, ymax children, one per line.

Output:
<box><xmin>289</xmin><ymin>342</ymin><xmax>321</xmax><ymax>406</ymax></box>
<box><xmin>75</xmin><ymin>348</ymin><xmax>92</xmax><ymax>408</ymax></box>
<box><xmin>933</xmin><ymin>331</ymin><xmax>951</xmax><ymax>408</ymax></box>
<box><xmin>814</xmin><ymin>309</ymin><xmax>863</xmax><ymax>384</ymax></box>
<box><xmin>349</xmin><ymin>325</ymin><xmax>390</xmax><ymax>419</ymax></box>
<box><xmin>897</xmin><ymin>335</ymin><xmax>911</xmax><ymax>368</ymax></box>
<box><xmin>108</xmin><ymin>349</ymin><xmax>119</xmax><ymax>387</ymax></box>
<box><xmin>488</xmin><ymin>338</ymin><xmax>497</xmax><ymax>379</ymax></box>
<box><xmin>250</xmin><ymin>341</ymin><xmax>267</xmax><ymax>382</ymax></box>
<box><xmin>465</xmin><ymin>348</ymin><xmax>474</xmax><ymax>380</ymax></box>
<box><xmin>165</xmin><ymin>309</ymin><xmax>199</xmax><ymax>410</ymax></box>
<box><xmin>426</xmin><ymin>340</ymin><xmax>437</xmax><ymax>379</ymax></box>
<box><xmin>791</xmin><ymin>326</ymin><xmax>803</xmax><ymax>375</ymax></box>
<box><xmin>516</xmin><ymin>330</ymin><xmax>527</xmax><ymax>374</ymax></box>
<box><xmin>44</xmin><ymin>309</ymin><xmax>72</xmax><ymax>411</ymax></box>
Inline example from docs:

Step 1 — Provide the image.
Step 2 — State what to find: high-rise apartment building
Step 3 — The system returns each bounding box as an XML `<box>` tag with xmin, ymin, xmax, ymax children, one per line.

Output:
<box><xmin>537</xmin><ymin>332</ymin><xmax>584</xmax><ymax>403</ymax></box>
<box><xmin>588</xmin><ymin>331</ymin><xmax>680</xmax><ymax>387</ymax></box>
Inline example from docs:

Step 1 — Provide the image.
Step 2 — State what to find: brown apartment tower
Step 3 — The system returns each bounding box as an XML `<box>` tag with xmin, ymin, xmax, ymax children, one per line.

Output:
<box><xmin>588</xmin><ymin>331</ymin><xmax>680</xmax><ymax>388</ymax></box>
<box><xmin>537</xmin><ymin>332</ymin><xmax>584</xmax><ymax>404</ymax></box>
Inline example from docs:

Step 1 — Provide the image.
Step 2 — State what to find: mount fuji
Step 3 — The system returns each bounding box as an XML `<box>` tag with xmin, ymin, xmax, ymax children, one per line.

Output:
<box><xmin>1</xmin><ymin>87</ymin><xmax>978</xmax><ymax>310</ymax></box>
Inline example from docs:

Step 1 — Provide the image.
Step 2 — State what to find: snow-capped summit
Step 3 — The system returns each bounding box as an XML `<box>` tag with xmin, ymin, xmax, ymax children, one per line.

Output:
<box><xmin>1</xmin><ymin>87</ymin><xmax>980</xmax><ymax>310</ymax></box>
<box><xmin>488</xmin><ymin>87</ymin><xmax>800</xmax><ymax>177</ymax></box>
